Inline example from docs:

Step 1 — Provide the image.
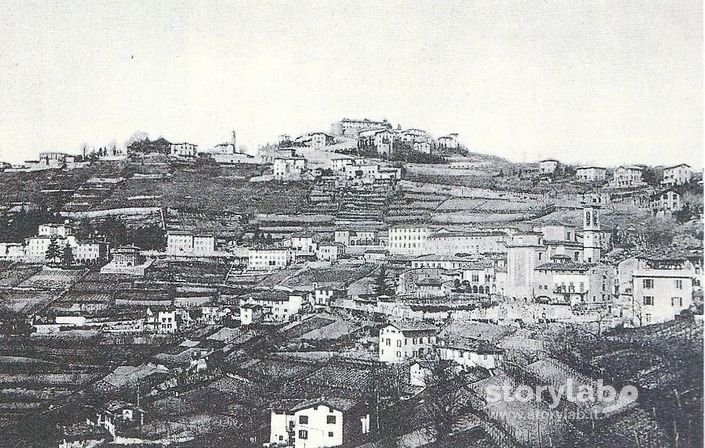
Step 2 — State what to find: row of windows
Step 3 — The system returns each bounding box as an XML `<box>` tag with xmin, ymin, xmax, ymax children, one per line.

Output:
<box><xmin>298</xmin><ymin>415</ymin><xmax>336</xmax><ymax>424</ymax></box>
<box><xmin>642</xmin><ymin>279</ymin><xmax>684</xmax><ymax>289</ymax></box>
<box><xmin>384</xmin><ymin>337</ymin><xmax>432</xmax><ymax>346</ymax></box>
<box><xmin>642</xmin><ymin>296</ymin><xmax>683</xmax><ymax>306</ymax></box>
<box><xmin>390</xmin><ymin>235</ymin><xmax>425</xmax><ymax>241</ymax></box>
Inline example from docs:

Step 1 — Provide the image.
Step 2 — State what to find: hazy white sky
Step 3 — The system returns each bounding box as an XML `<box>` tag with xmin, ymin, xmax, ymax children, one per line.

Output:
<box><xmin>0</xmin><ymin>0</ymin><xmax>702</xmax><ymax>167</ymax></box>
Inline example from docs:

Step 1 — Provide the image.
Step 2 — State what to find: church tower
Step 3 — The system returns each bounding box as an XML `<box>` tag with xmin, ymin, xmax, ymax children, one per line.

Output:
<box><xmin>583</xmin><ymin>206</ymin><xmax>601</xmax><ymax>262</ymax></box>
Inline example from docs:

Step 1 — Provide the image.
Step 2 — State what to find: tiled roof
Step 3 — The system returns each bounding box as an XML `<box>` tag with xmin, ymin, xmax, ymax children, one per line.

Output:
<box><xmin>535</xmin><ymin>262</ymin><xmax>596</xmax><ymax>272</ymax></box>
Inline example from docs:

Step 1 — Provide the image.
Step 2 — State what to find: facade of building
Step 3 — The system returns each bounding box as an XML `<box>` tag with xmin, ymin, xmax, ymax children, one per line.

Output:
<box><xmin>111</xmin><ymin>246</ymin><xmax>145</xmax><ymax>267</ymax></box>
<box><xmin>273</xmin><ymin>157</ymin><xmax>307</xmax><ymax>181</ymax></box>
<box><xmin>240</xmin><ymin>290</ymin><xmax>304</xmax><ymax>322</ymax></box>
<box><xmin>331</xmin><ymin>157</ymin><xmax>355</xmax><ymax>172</ymax></box>
<box><xmin>289</xmin><ymin>233</ymin><xmax>318</xmax><ymax>255</ymax></box>
<box><xmin>650</xmin><ymin>189</ymin><xmax>682</xmax><ymax>217</ymax></box>
<box><xmin>372</xmin><ymin>130</ymin><xmax>397</xmax><ymax>157</ymax></box>
<box><xmin>39</xmin><ymin>223</ymin><xmax>73</xmax><ymax>237</ymax></box>
<box><xmin>169</xmin><ymin>142</ymin><xmax>198</xmax><ymax>157</ymax></box>
<box><xmin>505</xmin><ymin>232</ymin><xmax>547</xmax><ymax>300</ymax></box>
<box><xmin>166</xmin><ymin>231</ymin><xmax>216</xmax><ymax>256</ymax></box>
<box><xmin>378</xmin><ymin>322</ymin><xmax>438</xmax><ymax>364</ymax></box>
<box><xmin>387</xmin><ymin>225</ymin><xmax>432</xmax><ymax>256</ymax></box>
<box><xmin>310</xmin><ymin>132</ymin><xmax>336</xmax><ymax>149</ymax></box>
<box><xmin>437</xmin><ymin>337</ymin><xmax>503</xmax><ymax>371</ymax></box>
<box><xmin>73</xmin><ymin>241</ymin><xmax>109</xmax><ymax>265</ymax></box>
<box><xmin>247</xmin><ymin>248</ymin><xmax>293</xmax><ymax>270</ymax></box>
<box><xmin>330</xmin><ymin>117</ymin><xmax>391</xmax><ymax>137</ymax></box>
<box><xmin>576</xmin><ymin>167</ymin><xmax>607</xmax><ymax>183</ymax></box>
<box><xmin>661</xmin><ymin>163</ymin><xmax>692</xmax><ymax>186</ymax></box>
<box><xmin>630</xmin><ymin>256</ymin><xmax>694</xmax><ymax>326</ymax></box>
<box><xmin>611</xmin><ymin>166</ymin><xmax>644</xmax><ymax>188</ymax></box>
<box><xmin>413</xmin><ymin>140</ymin><xmax>431</xmax><ymax>154</ymax></box>
<box><xmin>436</xmin><ymin>133</ymin><xmax>459</xmax><ymax>149</ymax></box>
<box><xmin>334</xmin><ymin>229</ymin><xmax>378</xmax><ymax>247</ymax></box>
<box><xmin>425</xmin><ymin>229</ymin><xmax>508</xmax><ymax>256</ymax></box>
<box><xmin>269</xmin><ymin>398</ymin><xmax>373</xmax><ymax>448</ymax></box>
<box><xmin>317</xmin><ymin>242</ymin><xmax>345</xmax><ymax>262</ymax></box>
<box><xmin>539</xmin><ymin>159</ymin><xmax>560</xmax><ymax>175</ymax></box>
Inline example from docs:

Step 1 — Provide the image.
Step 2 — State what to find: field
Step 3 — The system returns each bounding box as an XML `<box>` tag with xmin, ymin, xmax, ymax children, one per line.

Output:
<box><xmin>96</xmin><ymin>168</ymin><xmax>311</xmax><ymax>214</ymax></box>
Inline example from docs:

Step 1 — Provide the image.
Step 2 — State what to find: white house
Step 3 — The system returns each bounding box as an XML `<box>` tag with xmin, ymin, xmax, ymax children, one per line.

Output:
<box><xmin>166</xmin><ymin>231</ymin><xmax>216</xmax><ymax>256</ymax></box>
<box><xmin>331</xmin><ymin>157</ymin><xmax>355</xmax><ymax>172</ymax></box>
<box><xmin>436</xmin><ymin>336</ymin><xmax>504</xmax><ymax>371</ymax></box>
<box><xmin>38</xmin><ymin>223</ymin><xmax>73</xmax><ymax>237</ymax></box>
<box><xmin>651</xmin><ymin>189</ymin><xmax>682</xmax><ymax>217</ymax></box>
<box><xmin>274</xmin><ymin>157</ymin><xmax>307</xmax><ymax>181</ymax></box>
<box><xmin>387</xmin><ymin>225</ymin><xmax>432</xmax><ymax>256</ymax></box>
<box><xmin>539</xmin><ymin>159</ymin><xmax>560</xmax><ymax>175</ymax></box>
<box><xmin>289</xmin><ymin>233</ymin><xmax>319</xmax><ymax>255</ymax></box>
<box><xmin>409</xmin><ymin>361</ymin><xmax>434</xmax><ymax>388</ymax></box>
<box><xmin>378</xmin><ymin>321</ymin><xmax>438</xmax><ymax>364</ymax></box>
<box><xmin>169</xmin><ymin>142</ymin><xmax>198</xmax><ymax>157</ymax></box>
<box><xmin>611</xmin><ymin>165</ymin><xmax>644</xmax><ymax>188</ymax></box>
<box><xmin>240</xmin><ymin>290</ymin><xmax>304</xmax><ymax>322</ymax></box>
<box><xmin>310</xmin><ymin>132</ymin><xmax>336</xmax><ymax>150</ymax></box>
<box><xmin>576</xmin><ymin>166</ymin><xmax>607</xmax><ymax>183</ymax></box>
<box><xmin>317</xmin><ymin>242</ymin><xmax>345</xmax><ymax>262</ymax></box>
<box><xmin>268</xmin><ymin>397</ymin><xmax>373</xmax><ymax>448</ymax></box>
<box><xmin>661</xmin><ymin>163</ymin><xmax>692</xmax><ymax>186</ymax></box>
<box><xmin>630</xmin><ymin>256</ymin><xmax>694</xmax><ymax>326</ymax></box>
<box><xmin>248</xmin><ymin>248</ymin><xmax>293</xmax><ymax>270</ymax></box>
<box><xmin>436</xmin><ymin>133</ymin><xmax>459</xmax><ymax>149</ymax></box>
<box><xmin>413</xmin><ymin>140</ymin><xmax>431</xmax><ymax>154</ymax></box>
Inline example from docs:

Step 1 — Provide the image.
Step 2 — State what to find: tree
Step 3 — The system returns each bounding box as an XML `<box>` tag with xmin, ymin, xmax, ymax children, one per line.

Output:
<box><xmin>373</xmin><ymin>265</ymin><xmax>395</xmax><ymax>297</ymax></box>
<box><xmin>61</xmin><ymin>243</ymin><xmax>74</xmax><ymax>267</ymax></box>
<box><xmin>95</xmin><ymin>217</ymin><xmax>128</xmax><ymax>247</ymax></box>
<box><xmin>125</xmin><ymin>131</ymin><xmax>149</xmax><ymax>148</ymax></box>
<box><xmin>424</xmin><ymin>360</ymin><xmax>468</xmax><ymax>442</ymax></box>
<box><xmin>129</xmin><ymin>225</ymin><xmax>166</xmax><ymax>251</ymax></box>
<box><xmin>45</xmin><ymin>237</ymin><xmax>62</xmax><ymax>264</ymax></box>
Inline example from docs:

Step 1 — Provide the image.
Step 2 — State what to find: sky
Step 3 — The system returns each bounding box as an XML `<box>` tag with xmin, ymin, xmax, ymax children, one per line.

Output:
<box><xmin>0</xmin><ymin>0</ymin><xmax>702</xmax><ymax>167</ymax></box>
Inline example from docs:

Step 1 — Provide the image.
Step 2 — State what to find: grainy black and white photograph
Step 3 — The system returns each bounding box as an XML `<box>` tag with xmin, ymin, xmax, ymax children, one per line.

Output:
<box><xmin>0</xmin><ymin>1</ymin><xmax>703</xmax><ymax>447</ymax></box>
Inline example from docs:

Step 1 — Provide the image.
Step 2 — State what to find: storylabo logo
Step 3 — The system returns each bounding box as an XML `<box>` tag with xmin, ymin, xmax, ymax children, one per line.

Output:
<box><xmin>485</xmin><ymin>380</ymin><xmax>638</xmax><ymax>411</ymax></box>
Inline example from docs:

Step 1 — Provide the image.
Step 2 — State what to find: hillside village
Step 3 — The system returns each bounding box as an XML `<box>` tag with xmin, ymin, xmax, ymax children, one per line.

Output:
<box><xmin>0</xmin><ymin>118</ymin><xmax>702</xmax><ymax>448</ymax></box>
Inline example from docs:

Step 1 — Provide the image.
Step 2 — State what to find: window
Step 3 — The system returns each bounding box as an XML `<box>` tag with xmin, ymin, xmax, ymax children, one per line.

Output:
<box><xmin>299</xmin><ymin>416</ymin><xmax>308</xmax><ymax>424</ymax></box>
<box><xmin>396</xmin><ymin>351</ymin><xmax>401</xmax><ymax>358</ymax></box>
<box><xmin>396</xmin><ymin>340</ymin><xmax>402</xmax><ymax>347</ymax></box>
<box><xmin>328</xmin><ymin>431</ymin><xmax>334</xmax><ymax>437</ymax></box>
<box><xmin>327</xmin><ymin>415</ymin><xmax>336</xmax><ymax>424</ymax></box>
<box><xmin>675</xmin><ymin>279</ymin><xmax>683</xmax><ymax>289</ymax></box>
<box><xmin>642</xmin><ymin>279</ymin><xmax>654</xmax><ymax>289</ymax></box>
<box><xmin>643</xmin><ymin>296</ymin><xmax>654</xmax><ymax>306</ymax></box>
<box><xmin>298</xmin><ymin>430</ymin><xmax>308</xmax><ymax>439</ymax></box>
<box><xmin>672</xmin><ymin>297</ymin><xmax>683</xmax><ymax>307</ymax></box>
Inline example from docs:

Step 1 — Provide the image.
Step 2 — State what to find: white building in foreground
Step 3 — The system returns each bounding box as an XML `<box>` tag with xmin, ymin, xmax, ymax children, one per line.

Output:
<box><xmin>269</xmin><ymin>398</ymin><xmax>373</xmax><ymax>448</ymax></box>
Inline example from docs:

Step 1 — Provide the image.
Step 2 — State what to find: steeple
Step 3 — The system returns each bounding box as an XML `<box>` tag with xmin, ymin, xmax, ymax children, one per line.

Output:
<box><xmin>583</xmin><ymin>205</ymin><xmax>601</xmax><ymax>262</ymax></box>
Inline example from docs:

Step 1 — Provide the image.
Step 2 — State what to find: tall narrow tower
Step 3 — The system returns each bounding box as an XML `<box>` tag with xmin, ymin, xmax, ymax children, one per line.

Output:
<box><xmin>231</xmin><ymin>130</ymin><xmax>237</xmax><ymax>154</ymax></box>
<box><xmin>583</xmin><ymin>206</ymin><xmax>601</xmax><ymax>262</ymax></box>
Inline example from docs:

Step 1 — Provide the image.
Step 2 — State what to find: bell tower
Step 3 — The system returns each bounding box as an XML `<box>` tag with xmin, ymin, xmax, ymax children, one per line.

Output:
<box><xmin>583</xmin><ymin>205</ymin><xmax>601</xmax><ymax>262</ymax></box>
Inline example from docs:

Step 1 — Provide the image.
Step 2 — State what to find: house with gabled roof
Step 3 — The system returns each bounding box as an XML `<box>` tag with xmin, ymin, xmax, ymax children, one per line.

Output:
<box><xmin>268</xmin><ymin>397</ymin><xmax>375</xmax><ymax>448</ymax></box>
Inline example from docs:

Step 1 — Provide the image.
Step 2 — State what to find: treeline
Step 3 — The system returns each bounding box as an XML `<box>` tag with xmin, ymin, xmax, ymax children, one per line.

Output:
<box><xmin>0</xmin><ymin>208</ymin><xmax>63</xmax><ymax>243</ymax></box>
